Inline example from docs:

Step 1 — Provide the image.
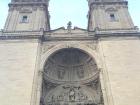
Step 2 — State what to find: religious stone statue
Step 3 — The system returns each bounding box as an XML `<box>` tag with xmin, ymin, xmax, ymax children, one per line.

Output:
<box><xmin>69</xmin><ymin>88</ymin><xmax>75</xmax><ymax>101</ymax></box>
<box><xmin>40</xmin><ymin>97</ymin><xmax>45</xmax><ymax>105</ymax></box>
<box><xmin>77</xmin><ymin>69</ymin><xmax>84</xmax><ymax>78</ymax></box>
<box><xmin>57</xmin><ymin>69</ymin><xmax>65</xmax><ymax>79</ymax></box>
<box><xmin>67</xmin><ymin>21</ymin><xmax>72</xmax><ymax>33</ymax></box>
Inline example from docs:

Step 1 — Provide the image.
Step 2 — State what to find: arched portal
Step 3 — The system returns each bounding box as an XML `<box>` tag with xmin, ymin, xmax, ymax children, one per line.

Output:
<box><xmin>40</xmin><ymin>48</ymin><xmax>104</xmax><ymax>105</ymax></box>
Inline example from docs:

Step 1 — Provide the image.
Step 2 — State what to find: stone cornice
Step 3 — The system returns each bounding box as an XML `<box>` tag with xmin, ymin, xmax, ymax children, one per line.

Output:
<box><xmin>0</xmin><ymin>30</ymin><xmax>42</xmax><ymax>40</ymax></box>
<box><xmin>0</xmin><ymin>30</ymin><xmax>140</xmax><ymax>41</ymax></box>
<box><xmin>8</xmin><ymin>2</ymin><xmax>49</xmax><ymax>10</ymax></box>
<box><xmin>9</xmin><ymin>2</ymin><xmax>49</xmax><ymax>6</ymax></box>
<box><xmin>96</xmin><ymin>32</ymin><xmax>140</xmax><ymax>38</ymax></box>
<box><xmin>88</xmin><ymin>1</ymin><xmax>128</xmax><ymax>8</ymax></box>
<box><xmin>43</xmin><ymin>36</ymin><xmax>97</xmax><ymax>41</ymax></box>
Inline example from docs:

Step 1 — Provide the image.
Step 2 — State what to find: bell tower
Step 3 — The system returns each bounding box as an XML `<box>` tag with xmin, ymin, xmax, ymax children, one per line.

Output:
<box><xmin>4</xmin><ymin>0</ymin><xmax>50</xmax><ymax>31</ymax></box>
<box><xmin>87</xmin><ymin>0</ymin><xmax>135</xmax><ymax>31</ymax></box>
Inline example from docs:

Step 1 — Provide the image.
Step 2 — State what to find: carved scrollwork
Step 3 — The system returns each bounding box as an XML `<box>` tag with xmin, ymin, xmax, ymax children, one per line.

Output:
<box><xmin>105</xmin><ymin>7</ymin><xmax>118</xmax><ymax>12</ymax></box>
<box><xmin>77</xmin><ymin>66</ymin><xmax>84</xmax><ymax>78</ymax></box>
<box><xmin>42</xmin><ymin>83</ymin><xmax>104</xmax><ymax>105</ymax></box>
<box><xmin>42</xmin><ymin>44</ymin><xmax>55</xmax><ymax>53</ymax></box>
<box><xmin>45</xmin><ymin>85</ymin><xmax>90</xmax><ymax>104</ymax></box>
<box><xmin>86</xmin><ymin>43</ymin><xmax>97</xmax><ymax>51</ymax></box>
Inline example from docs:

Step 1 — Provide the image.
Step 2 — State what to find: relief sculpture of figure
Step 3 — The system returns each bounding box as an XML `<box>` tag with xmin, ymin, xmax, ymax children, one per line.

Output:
<box><xmin>58</xmin><ymin>69</ymin><xmax>65</xmax><ymax>79</ymax></box>
<box><xmin>69</xmin><ymin>88</ymin><xmax>75</xmax><ymax>101</ymax></box>
<box><xmin>67</xmin><ymin>21</ymin><xmax>72</xmax><ymax>33</ymax></box>
<box><xmin>40</xmin><ymin>96</ymin><xmax>45</xmax><ymax>105</ymax></box>
<box><xmin>77</xmin><ymin>69</ymin><xmax>84</xmax><ymax>78</ymax></box>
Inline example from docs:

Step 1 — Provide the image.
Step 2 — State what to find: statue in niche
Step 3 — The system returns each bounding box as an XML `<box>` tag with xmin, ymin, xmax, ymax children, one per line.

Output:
<box><xmin>77</xmin><ymin>68</ymin><xmax>84</xmax><ymax>78</ymax></box>
<box><xmin>51</xmin><ymin>95</ymin><xmax>55</xmax><ymax>102</ymax></box>
<box><xmin>69</xmin><ymin>88</ymin><xmax>75</xmax><ymax>101</ymax></box>
<box><xmin>57</xmin><ymin>95</ymin><xmax>64</xmax><ymax>101</ymax></box>
<box><xmin>40</xmin><ymin>96</ymin><xmax>45</xmax><ymax>105</ymax></box>
<box><xmin>57</xmin><ymin>69</ymin><xmax>65</xmax><ymax>79</ymax></box>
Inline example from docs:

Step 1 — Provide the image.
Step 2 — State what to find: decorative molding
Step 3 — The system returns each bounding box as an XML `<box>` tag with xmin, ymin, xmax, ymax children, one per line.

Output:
<box><xmin>42</xmin><ymin>44</ymin><xmax>55</xmax><ymax>54</ymax></box>
<box><xmin>85</xmin><ymin>41</ymin><xmax>98</xmax><ymax>51</ymax></box>
<box><xmin>16</xmin><ymin>6</ymin><xmax>21</xmax><ymax>11</ymax></box>
<box><xmin>105</xmin><ymin>7</ymin><xmax>118</xmax><ymax>12</ymax></box>
<box><xmin>20</xmin><ymin>7</ymin><xmax>32</xmax><ymax>13</ymax></box>
<box><xmin>33</xmin><ymin>6</ymin><xmax>37</xmax><ymax>11</ymax></box>
<box><xmin>0</xmin><ymin>30</ymin><xmax>139</xmax><ymax>41</ymax></box>
<box><xmin>39</xmin><ymin>5</ymin><xmax>46</xmax><ymax>11</ymax></box>
<box><xmin>86</xmin><ymin>43</ymin><xmax>97</xmax><ymax>51</ymax></box>
<box><xmin>9</xmin><ymin>6</ymin><xmax>14</xmax><ymax>11</ymax></box>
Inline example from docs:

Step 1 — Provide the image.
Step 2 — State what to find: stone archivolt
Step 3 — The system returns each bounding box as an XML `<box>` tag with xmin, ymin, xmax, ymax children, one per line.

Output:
<box><xmin>41</xmin><ymin>48</ymin><xmax>104</xmax><ymax>105</ymax></box>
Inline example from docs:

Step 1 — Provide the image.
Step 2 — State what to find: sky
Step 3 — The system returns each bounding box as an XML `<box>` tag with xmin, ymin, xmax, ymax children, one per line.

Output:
<box><xmin>0</xmin><ymin>0</ymin><xmax>140</xmax><ymax>29</ymax></box>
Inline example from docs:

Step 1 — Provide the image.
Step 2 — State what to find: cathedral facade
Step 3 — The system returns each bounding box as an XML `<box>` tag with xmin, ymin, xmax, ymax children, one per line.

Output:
<box><xmin>0</xmin><ymin>0</ymin><xmax>140</xmax><ymax>105</ymax></box>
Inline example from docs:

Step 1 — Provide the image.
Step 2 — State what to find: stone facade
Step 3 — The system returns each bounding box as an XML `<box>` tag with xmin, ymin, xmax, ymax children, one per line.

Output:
<box><xmin>4</xmin><ymin>0</ymin><xmax>50</xmax><ymax>31</ymax></box>
<box><xmin>0</xmin><ymin>0</ymin><xmax>140</xmax><ymax>105</ymax></box>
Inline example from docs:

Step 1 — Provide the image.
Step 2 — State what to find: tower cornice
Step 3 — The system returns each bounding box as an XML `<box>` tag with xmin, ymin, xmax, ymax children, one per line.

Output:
<box><xmin>9</xmin><ymin>2</ymin><xmax>49</xmax><ymax>7</ymax></box>
<box><xmin>88</xmin><ymin>1</ymin><xmax>128</xmax><ymax>9</ymax></box>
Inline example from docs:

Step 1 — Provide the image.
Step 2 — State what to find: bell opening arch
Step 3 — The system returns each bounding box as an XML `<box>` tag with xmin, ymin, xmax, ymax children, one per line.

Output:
<box><xmin>38</xmin><ymin>44</ymin><xmax>105</xmax><ymax>105</ymax></box>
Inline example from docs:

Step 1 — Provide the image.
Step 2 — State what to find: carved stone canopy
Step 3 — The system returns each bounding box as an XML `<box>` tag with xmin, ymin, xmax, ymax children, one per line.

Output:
<box><xmin>44</xmin><ymin>48</ymin><xmax>99</xmax><ymax>84</ymax></box>
<box><xmin>42</xmin><ymin>48</ymin><xmax>104</xmax><ymax>105</ymax></box>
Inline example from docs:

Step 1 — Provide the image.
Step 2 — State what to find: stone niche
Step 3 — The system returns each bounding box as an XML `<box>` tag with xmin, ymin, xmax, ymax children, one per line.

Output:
<box><xmin>40</xmin><ymin>48</ymin><xmax>104</xmax><ymax>105</ymax></box>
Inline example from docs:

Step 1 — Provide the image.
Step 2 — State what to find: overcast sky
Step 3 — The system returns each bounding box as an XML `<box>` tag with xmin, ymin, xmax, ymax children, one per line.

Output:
<box><xmin>0</xmin><ymin>0</ymin><xmax>140</xmax><ymax>29</ymax></box>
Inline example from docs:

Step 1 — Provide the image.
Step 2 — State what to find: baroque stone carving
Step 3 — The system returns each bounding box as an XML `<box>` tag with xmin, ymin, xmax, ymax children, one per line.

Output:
<box><xmin>45</xmin><ymin>85</ymin><xmax>89</xmax><ymax>104</ymax></box>
<box><xmin>67</xmin><ymin>21</ymin><xmax>72</xmax><ymax>33</ymax></box>
<box><xmin>41</xmin><ymin>82</ymin><xmax>104</xmax><ymax>105</ymax></box>
<box><xmin>57</xmin><ymin>69</ymin><xmax>65</xmax><ymax>79</ymax></box>
<box><xmin>43</xmin><ymin>48</ymin><xmax>99</xmax><ymax>83</ymax></box>
<box><xmin>105</xmin><ymin>7</ymin><xmax>118</xmax><ymax>12</ymax></box>
<box><xmin>77</xmin><ymin>66</ymin><xmax>84</xmax><ymax>78</ymax></box>
<box><xmin>20</xmin><ymin>7</ymin><xmax>32</xmax><ymax>13</ymax></box>
<box><xmin>41</xmin><ymin>48</ymin><xmax>104</xmax><ymax>105</ymax></box>
<box><xmin>86</xmin><ymin>43</ymin><xmax>98</xmax><ymax>51</ymax></box>
<box><xmin>42</xmin><ymin>44</ymin><xmax>55</xmax><ymax>53</ymax></box>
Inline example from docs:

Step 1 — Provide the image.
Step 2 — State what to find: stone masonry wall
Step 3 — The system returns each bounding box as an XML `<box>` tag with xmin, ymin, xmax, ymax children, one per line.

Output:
<box><xmin>0</xmin><ymin>40</ymin><xmax>39</xmax><ymax>105</ymax></box>
<box><xmin>99</xmin><ymin>37</ymin><xmax>140</xmax><ymax>105</ymax></box>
